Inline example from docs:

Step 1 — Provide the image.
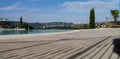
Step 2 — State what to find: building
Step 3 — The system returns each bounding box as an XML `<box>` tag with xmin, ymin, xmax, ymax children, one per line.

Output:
<box><xmin>0</xmin><ymin>18</ymin><xmax>9</xmax><ymax>28</ymax></box>
<box><xmin>0</xmin><ymin>18</ymin><xmax>8</xmax><ymax>21</ymax></box>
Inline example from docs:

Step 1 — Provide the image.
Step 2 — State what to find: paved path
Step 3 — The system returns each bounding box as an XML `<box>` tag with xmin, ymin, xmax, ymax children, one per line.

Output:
<box><xmin>0</xmin><ymin>28</ymin><xmax>120</xmax><ymax>59</ymax></box>
<box><xmin>0</xmin><ymin>36</ymin><xmax>119</xmax><ymax>59</ymax></box>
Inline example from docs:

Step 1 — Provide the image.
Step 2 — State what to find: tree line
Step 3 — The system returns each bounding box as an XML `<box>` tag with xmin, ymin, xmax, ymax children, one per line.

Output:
<box><xmin>89</xmin><ymin>8</ymin><xmax>119</xmax><ymax>29</ymax></box>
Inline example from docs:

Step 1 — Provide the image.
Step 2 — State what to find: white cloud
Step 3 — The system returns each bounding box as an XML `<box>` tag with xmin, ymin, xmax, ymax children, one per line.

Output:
<box><xmin>0</xmin><ymin>1</ymin><xmax>40</xmax><ymax>13</ymax></box>
<box><xmin>0</xmin><ymin>12</ymin><xmax>81</xmax><ymax>23</ymax></box>
<box><xmin>0</xmin><ymin>13</ymin><xmax>63</xmax><ymax>22</ymax></box>
<box><xmin>0</xmin><ymin>2</ymin><xmax>21</xmax><ymax>10</ymax></box>
<box><xmin>0</xmin><ymin>0</ymin><xmax>119</xmax><ymax>23</ymax></box>
<box><xmin>61</xmin><ymin>0</ymin><xmax>119</xmax><ymax>13</ymax></box>
<box><xmin>26</xmin><ymin>0</ymin><xmax>40</xmax><ymax>2</ymax></box>
<box><xmin>56</xmin><ymin>0</ymin><xmax>119</xmax><ymax>23</ymax></box>
<box><xmin>25</xmin><ymin>8</ymin><xmax>40</xmax><ymax>13</ymax></box>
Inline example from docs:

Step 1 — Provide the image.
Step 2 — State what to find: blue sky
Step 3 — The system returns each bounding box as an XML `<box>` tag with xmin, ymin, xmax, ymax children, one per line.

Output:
<box><xmin>0</xmin><ymin>0</ymin><xmax>119</xmax><ymax>23</ymax></box>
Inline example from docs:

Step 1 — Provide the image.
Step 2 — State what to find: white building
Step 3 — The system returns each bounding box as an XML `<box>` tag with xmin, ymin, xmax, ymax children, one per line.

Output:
<box><xmin>0</xmin><ymin>18</ymin><xmax>8</xmax><ymax>21</ymax></box>
<box><xmin>0</xmin><ymin>18</ymin><xmax>8</xmax><ymax>29</ymax></box>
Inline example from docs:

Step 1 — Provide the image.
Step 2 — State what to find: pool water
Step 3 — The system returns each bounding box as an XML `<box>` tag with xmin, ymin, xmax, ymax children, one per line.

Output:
<box><xmin>0</xmin><ymin>29</ymin><xmax>72</xmax><ymax>35</ymax></box>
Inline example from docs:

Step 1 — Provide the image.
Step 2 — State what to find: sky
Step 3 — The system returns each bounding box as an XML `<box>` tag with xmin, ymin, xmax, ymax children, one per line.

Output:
<box><xmin>0</xmin><ymin>0</ymin><xmax>119</xmax><ymax>24</ymax></box>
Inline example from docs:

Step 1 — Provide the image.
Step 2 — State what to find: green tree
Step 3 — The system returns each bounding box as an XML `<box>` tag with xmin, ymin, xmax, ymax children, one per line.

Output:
<box><xmin>20</xmin><ymin>16</ymin><xmax>23</xmax><ymax>28</ymax></box>
<box><xmin>111</xmin><ymin>10</ymin><xmax>119</xmax><ymax>26</ymax></box>
<box><xmin>1</xmin><ymin>21</ymin><xmax>9</xmax><ymax>25</ymax></box>
<box><xmin>20</xmin><ymin>16</ymin><xmax>23</xmax><ymax>25</ymax></box>
<box><xmin>21</xmin><ymin>23</ymin><xmax>28</xmax><ymax>29</ymax></box>
<box><xmin>1</xmin><ymin>21</ymin><xmax>10</xmax><ymax>28</ymax></box>
<box><xmin>21</xmin><ymin>23</ymin><xmax>33</xmax><ymax>30</ymax></box>
<box><xmin>89</xmin><ymin>8</ymin><xmax>95</xmax><ymax>29</ymax></box>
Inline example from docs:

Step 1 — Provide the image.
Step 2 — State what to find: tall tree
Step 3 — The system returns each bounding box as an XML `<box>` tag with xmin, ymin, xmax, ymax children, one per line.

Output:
<box><xmin>20</xmin><ymin>16</ymin><xmax>23</xmax><ymax>25</ymax></box>
<box><xmin>89</xmin><ymin>8</ymin><xmax>95</xmax><ymax>29</ymax></box>
<box><xmin>20</xmin><ymin>16</ymin><xmax>23</xmax><ymax>28</ymax></box>
<box><xmin>111</xmin><ymin>10</ymin><xmax>119</xmax><ymax>26</ymax></box>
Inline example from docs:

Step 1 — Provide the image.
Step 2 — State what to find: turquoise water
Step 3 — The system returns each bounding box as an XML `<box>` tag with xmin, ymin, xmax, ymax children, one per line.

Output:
<box><xmin>0</xmin><ymin>29</ymin><xmax>72</xmax><ymax>35</ymax></box>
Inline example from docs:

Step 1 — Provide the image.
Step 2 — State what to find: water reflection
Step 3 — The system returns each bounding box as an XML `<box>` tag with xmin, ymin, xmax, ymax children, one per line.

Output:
<box><xmin>0</xmin><ymin>29</ymin><xmax>71</xmax><ymax>35</ymax></box>
<box><xmin>0</xmin><ymin>30</ymin><xmax>29</xmax><ymax>35</ymax></box>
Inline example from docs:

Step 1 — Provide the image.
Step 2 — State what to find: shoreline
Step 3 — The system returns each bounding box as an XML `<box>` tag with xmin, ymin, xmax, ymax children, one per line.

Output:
<box><xmin>0</xmin><ymin>28</ymin><xmax>120</xmax><ymax>41</ymax></box>
<box><xmin>0</xmin><ymin>30</ymin><xmax>79</xmax><ymax>40</ymax></box>
<box><xmin>0</xmin><ymin>28</ymin><xmax>26</xmax><ymax>30</ymax></box>
<box><xmin>0</xmin><ymin>29</ymin><xmax>75</xmax><ymax>36</ymax></box>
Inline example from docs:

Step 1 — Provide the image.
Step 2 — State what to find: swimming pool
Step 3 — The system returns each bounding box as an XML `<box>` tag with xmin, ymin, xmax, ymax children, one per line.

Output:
<box><xmin>0</xmin><ymin>29</ymin><xmax>72</xmax><ymax>35</ymax></box>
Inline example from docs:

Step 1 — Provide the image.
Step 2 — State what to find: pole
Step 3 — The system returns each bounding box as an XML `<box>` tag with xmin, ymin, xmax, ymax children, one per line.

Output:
<box><xmin>106</xmin><ymin>17</ymin><xmax>108</xmax><ymax>28</ymax></box>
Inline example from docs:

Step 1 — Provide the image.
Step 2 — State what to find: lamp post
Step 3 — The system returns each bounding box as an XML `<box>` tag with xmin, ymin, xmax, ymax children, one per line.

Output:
<box><xmin>106</xmin><ymin>17</ymin><xmax>108</xmax><ymax>28</ymax></box>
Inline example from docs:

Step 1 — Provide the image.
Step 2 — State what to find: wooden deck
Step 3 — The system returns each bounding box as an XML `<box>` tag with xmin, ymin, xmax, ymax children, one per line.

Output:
<box><xmin>0</xmin><ymin>36</ymin><xmax>119</xmax><ymax>59</ymax></box>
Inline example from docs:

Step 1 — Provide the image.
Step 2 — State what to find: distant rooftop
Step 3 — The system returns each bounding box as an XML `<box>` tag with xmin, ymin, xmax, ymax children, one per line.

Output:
<box><xmin>0</xmin><ymin>18</ymin><xmax>8</xmax><ymax>21</ymax></box>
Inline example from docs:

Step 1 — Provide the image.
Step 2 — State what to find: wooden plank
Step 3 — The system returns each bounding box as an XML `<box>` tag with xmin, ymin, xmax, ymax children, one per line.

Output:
<box><xmin>110</xmin><ymin>53</ymin><xmax>119</xmax><ymax>59</ymax></box>
<box><xmin>75</xmin><ymin>38</ymin><xmax>111</xmax><ymax>59</ymax></box>
<box><xmin>91</xmin><ymin>39</ymin><xmax>112</xmax><ymax>59</ymax></box>
<box><xmin>100</xmin><ymin>45</ymin><xmax>114</xmax><ymax>59</ymax></box>
<box><xmin>33</xmin><ymin>41</ymin><xmax>86</xmax><ymax>59</ymax></box>
<box><xmin>59</xmin><ymin>39</ymin><xmax>102</xmax><ymax>59</ymax></box>
<box><xmin>51</xmin><ymin>40</ymin><xmax>95</xmax><ymax>59</ymax></box>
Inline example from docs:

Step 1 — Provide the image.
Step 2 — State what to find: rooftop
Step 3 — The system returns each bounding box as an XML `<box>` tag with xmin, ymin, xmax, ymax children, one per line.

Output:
<box><xmin>0</xmin><ymin>18</ymin><xmax>8</xmax><ymax>21</ymax></box>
